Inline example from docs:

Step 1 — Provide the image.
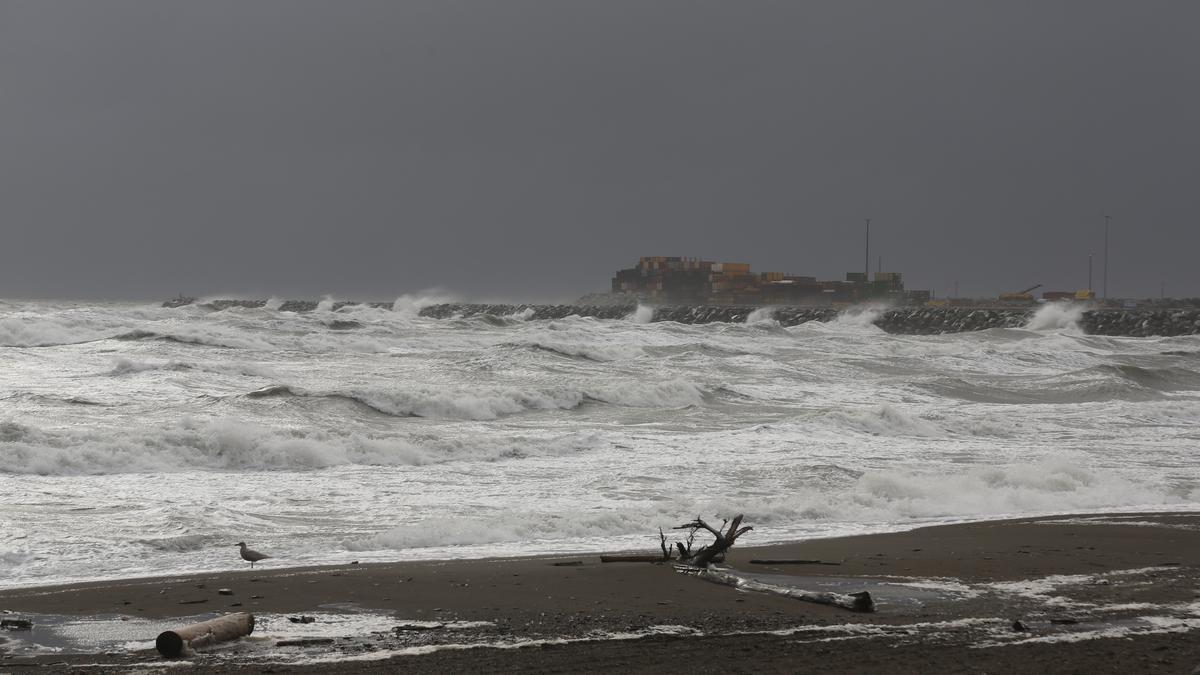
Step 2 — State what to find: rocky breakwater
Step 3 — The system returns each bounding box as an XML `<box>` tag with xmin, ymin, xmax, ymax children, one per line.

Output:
<box><xmin>162</xmin><ymin>299</ymin><xmax>1200</xmax><ymax>337</ymax></box>
<box><xmin>418</xmin><ymin>304</ymin><xmax>839</xmax><ymax>325</ymax></box>
<box><xmin>874</xmin><ymin>308</ymin><xmax>1033</xmax><ymax>334</ymax></box>
<box><xmin>419</xmin><ymin>303</ymin><xmax>637</xmax><ymax>321</ymax></box>
<box><xmin>1081</xmin><ymin>309</ymin><xmax>1200</xmax><ymax>337</ymax></box>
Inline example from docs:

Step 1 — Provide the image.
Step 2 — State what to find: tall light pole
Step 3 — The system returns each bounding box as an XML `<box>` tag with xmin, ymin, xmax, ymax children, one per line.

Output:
<box><xmin>864</xmin><ymin>218</ymin><xmax>870</xmax><ymax>283</ymax></box>
<box><xmin>1103</xmin><ymin>215</ymin><xmax>1110</xmax><ymax>301</ymax></box>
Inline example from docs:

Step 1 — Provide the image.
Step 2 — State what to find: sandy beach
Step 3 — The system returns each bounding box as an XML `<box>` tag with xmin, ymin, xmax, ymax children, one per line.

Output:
<box><xmin>2</xmin><ymin>512</ymin><xmax>1199</xmax><ymax>673</ymax></box>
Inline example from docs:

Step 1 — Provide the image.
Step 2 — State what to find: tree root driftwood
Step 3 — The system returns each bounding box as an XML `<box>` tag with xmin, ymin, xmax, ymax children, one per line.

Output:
<box><xmin>602</xmin><ymin>514</ymin><xmax>875</xmax><ymax>613</ymax></box>
<box><xmin>601</xmin><ymin>514</ymin><xmax>751</xmax><ymax>566</ymax></box>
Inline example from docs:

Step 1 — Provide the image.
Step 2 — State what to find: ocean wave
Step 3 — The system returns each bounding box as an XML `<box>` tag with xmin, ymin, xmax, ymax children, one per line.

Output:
<box><xmin>113</xmin><ymin>327</ymin><xmax>275</xmax><ymax>350</ymax></box>
<box><xmin>242</xmin><ymin>379</ymin><xmax>706</xmax><ymax>420</ymax></box>
<box><xmin>510</xmin><ymin>340</ymin><xmax>635</xmax><ymax>362</ymax></box>
<box><xmin>0</xmin><ymin>550</ymin><xmax>35</xmax><ymax>567</ymax></box>
<box><xmin>919</xmin><ymin>372</ymin><xmax>1162</xmax><ymax>404</ymax></box>
<box><xmin>0</xmin><ymin>392</ymin><xmax>104</xmax><ymax>406</ymax></box>
<box><xmin>1095</xmin><ymin>363</ymin><xmax>1200</xmax><ymax>392</ymax></box>
<box><xmin>135</xmin><ymin>534</ymin><xmax>217</xmax><ymax>553</ymax></box>
<box><xmin>0</xmin><ymin>418</ymin><xmax>612</xmax><ymax>475</ymax></box>
<box><xmin>822</xmin><ymin>404</ymin><xmax>946</xmax><ymax>437</ymax></box>
<box><xmin>107</xmin><ymin>357</ymin><xmax>279</xmax><ymax>379</ymax></box>
<box><xmin>345</xmin><ymin>510</ymin><xmax>651</xmax><ymax>550</ymax></box>
<box><xmin>343</xmin><ymin>456</ymin><xmax>1190</xmax><ymax>553</ymax></box>
<box><xmin>0</xmin><ymin>316</ymin><xmax>112</xmax><ymax>347</ymax></box>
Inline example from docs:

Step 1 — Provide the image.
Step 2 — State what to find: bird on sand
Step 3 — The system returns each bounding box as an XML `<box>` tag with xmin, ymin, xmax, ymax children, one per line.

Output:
<box><xmin>236</xmin><ymin>542</ymin><xmax>271</xmax><ymax>568</ymax></box>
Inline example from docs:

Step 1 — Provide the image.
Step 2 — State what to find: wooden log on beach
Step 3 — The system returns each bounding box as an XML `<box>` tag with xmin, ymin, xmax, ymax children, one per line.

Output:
<box><xmin>750</xmin><ymin>559</ymin><xmax>841</xmax><ymax>566</ymax></box>
<box><xmin>155</xmin><ymin>612</ymin><xmax>255</xmax><ymax>658</ymax></box>
<box><xmin>600</xmin><ymin>554</ymin><xmax>667</xmax><ymax>563</ymax></box>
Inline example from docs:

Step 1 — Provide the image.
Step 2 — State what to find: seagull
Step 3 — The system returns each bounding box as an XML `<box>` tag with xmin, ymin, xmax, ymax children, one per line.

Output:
<box><xmin>236</xmin><ymin>542</ymin><xmax>271</xmax><ymax>568</ymax></box>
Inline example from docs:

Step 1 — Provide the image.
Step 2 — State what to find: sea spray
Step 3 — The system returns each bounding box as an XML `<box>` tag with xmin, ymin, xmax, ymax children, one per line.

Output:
<box><xmin>830</xmin><ymin>303</ymin><xmax>888</xmax><ymax>329</ymax></box>
<box><xmin>392</xmin><ymin>291</ymin><xmax>456</xmax><ymax>316</ymax></box>
<box><xmin>745</xmin><ymin>307</ymin><xmax>777</xmax><ymax>324</ymax></box>
<box><xmin>627</xmin><ymin>304</ymin><xmax>655</xmax><ymax>324</ymax></box>
<box><xmin>1026</xmin><ymin>302</ymin><xmax>1086</xmax><ymax>331</ymax></box>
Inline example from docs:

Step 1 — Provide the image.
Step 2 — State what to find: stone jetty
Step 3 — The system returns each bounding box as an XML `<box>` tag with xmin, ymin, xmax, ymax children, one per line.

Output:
<box><xmin>161</xmin><ymin>298</ymin><xmax>1200</xmax><ymax>337</ymax></box>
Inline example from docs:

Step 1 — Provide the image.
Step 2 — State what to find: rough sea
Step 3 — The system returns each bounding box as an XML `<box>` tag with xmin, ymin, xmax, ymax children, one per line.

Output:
<box><xmin>2</xmin><ymin>298</ymin><xmax>1198</xmax><ymax>589</ymax></box>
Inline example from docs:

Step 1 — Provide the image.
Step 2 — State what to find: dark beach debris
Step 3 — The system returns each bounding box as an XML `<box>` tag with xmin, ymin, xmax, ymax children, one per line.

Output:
<box><xmin>277</xmin><ymin>638</ymin><xmax>334</xmax><ymax>647</ymax></box>
<box><xmin>601</xmin><ymin>554</ymin><xmax>666</xmax><ymax>563</ymax></box>
<box><xmin>288</xmin><ymin>615</ymin><xmax>316</xmax><ymax>624</ymax></box>
<box><xmin>552</xmin><ymin>561</ymin><xmax>584</xmax><ymax>567</ymax></box>
<box><xmin>1050</xmin><ymin>618</ymin><xmax>1079</xmax><ymax>625</ymax></box>
<box><xmin>1012</xmin><ymin>619</ymin><xmax>1029</xmax><ymax>632</ymax></box>
<box><xmin>1</xmin><ymin>619</ymin><xmax>32</xmax><ymax>631</ymax></box>
<box><xmin>749</xmin><ymin>559</ymin><xmax>841</xmax><ymax>566</ymax></box>
<box><xmin>394</xmin><ymin>622</ymin><xmax>446</xmax><ymax>632</ymax></box>
<box><xmin>178</xmin><ymin>599</ymin><xmax>208</xmax><ymax>605</ymax></box>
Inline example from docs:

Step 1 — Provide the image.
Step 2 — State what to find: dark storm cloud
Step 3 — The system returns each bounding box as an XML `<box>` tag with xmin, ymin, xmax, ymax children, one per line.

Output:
<box><xmin>2</xmin><ymin>1</ymin><xmax>1198</xmax><ymax>301</ymax></box>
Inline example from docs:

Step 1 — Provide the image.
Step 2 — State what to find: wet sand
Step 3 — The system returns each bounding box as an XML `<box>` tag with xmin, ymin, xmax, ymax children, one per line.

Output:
<box><xmin>3</xmin><ymin>512</ymin><xmax>1200</xmax><ymax>673</ymax></box>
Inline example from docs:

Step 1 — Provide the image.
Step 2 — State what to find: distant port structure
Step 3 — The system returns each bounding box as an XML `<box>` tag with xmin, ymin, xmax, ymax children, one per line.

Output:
<box><xmin>610</xmin><ymin>256</ymin><xmax>930</xmax><ymax>306</ymax></box>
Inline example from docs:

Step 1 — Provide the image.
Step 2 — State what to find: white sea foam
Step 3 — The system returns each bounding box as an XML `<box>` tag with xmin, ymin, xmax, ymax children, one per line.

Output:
<box><xmin>745</xmin><ymin>307</ymin><xmax>776</xmax><ymax>324</ymax></box>
<box><xmin>627</xmin><ymin>304</ymin><xmax>655</xmax><ymax>323</ymax></box>
<box><xmin>830</xmin><ymin>304</ymin><xmax>888</xmax><ymax>329</ymax></box>
<box><xmin>391</xmin><ymin>291</ymin><xmax>456</xmax><ymax>316</ymax></box>
<box><xmin>1025</xmin><ymin>302</ymin><xmax>1085</xmax><ymax>331</ymax></box>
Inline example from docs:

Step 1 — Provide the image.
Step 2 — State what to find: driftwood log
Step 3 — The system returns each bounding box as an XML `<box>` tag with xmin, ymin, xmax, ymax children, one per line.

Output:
<box><xmin>156</xmin><ymin>612</ymin><xmax>255</xmax><ymax>658</ymax></box>
<box><xmin>697</xmin><ymin>568</ymin><xmax>875</xmax><ymax>612</ymax></box>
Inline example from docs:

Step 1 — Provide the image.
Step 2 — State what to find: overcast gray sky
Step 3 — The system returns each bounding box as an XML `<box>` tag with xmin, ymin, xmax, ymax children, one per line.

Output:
<box><xmin>2</xmin><ymin>1</ymin><xmax>1198</xmax><ymax>301</ymax></box>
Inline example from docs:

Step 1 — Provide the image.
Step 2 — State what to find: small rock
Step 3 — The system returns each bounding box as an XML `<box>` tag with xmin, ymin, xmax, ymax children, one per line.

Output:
<box><xmin>1</xmin><ymin>619</ymin><xmax>33</xmax><ymax>631</ymax></box>
<box><xmin>218</xmin><ymin>588</ymin><xmax>234</xmax><ymax>596</ymax></box>
<box><xmin>288</xmin><ymin>615</ymin><xmax>316</xmax><ymax>624</ymax></box>
<box><xmin>1012</xmin><ymin>619</ymin><xmax>1028</xmax><ymax>632</ymax></box>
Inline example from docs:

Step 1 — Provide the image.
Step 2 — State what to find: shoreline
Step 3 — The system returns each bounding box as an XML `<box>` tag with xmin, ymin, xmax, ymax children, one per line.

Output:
<box><xmin>3</xmin><ymin>512</ymin><xmax>1200</xmax><ymax>672</ymax></box>
<box><xmin>4</xmin><ymin>508</ymin><xmax>1194</xmax><ymax>596</ymax></box>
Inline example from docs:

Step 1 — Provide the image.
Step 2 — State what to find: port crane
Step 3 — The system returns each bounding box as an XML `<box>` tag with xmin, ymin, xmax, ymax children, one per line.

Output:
<box><xmin>999</xmin><ymin>284</ymin><xmax>1042</xmax><ymax>303</ymax></box>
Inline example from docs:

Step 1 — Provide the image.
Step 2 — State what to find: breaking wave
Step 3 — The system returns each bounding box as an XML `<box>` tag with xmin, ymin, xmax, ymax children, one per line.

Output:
<box><xmin>113</xmin><ymin>328</ymin><xmax>275</xmax><ymax>350</ymax></box>
<box><xmin>242</xmin><ymin>379</ymin><xmax>706</xmax><ymax>420</ymax></box>
<box><xmin>822</xmin><ymin>405</ymin><xmax>946</xmax><ymax>437</ymax></box>
<box><xmin>510</xmin><ymin>340</ymin><xmax>635</xmax><ymax>362</ymax></box>
<box><xmin>345</xmin><ymin>456</ymin><xmax>1191</xmax><ymax>552</ymax></box>
<box><xmin>0</xmin><ymin>317</ymin><xmax>112</xmax><ymax>347</ymax></box>
<box><xmin>0</xmin><ymin>418</ymin><xmax>608</xmax><ymax>475</ymax></box>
